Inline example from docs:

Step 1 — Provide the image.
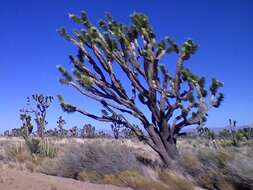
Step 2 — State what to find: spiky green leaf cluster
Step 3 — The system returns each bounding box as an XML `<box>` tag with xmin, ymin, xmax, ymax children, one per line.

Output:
<box><xmin>159</xmin><ymin>64</ymin><xmax>171</xmax><ymax>80</ymax></box>
<box><xmin>57</xmin><ymin>95</ymin><xmax>76</xmax><ymax>113</ymax></box>
<box><xmin>157</xmin><ymin>37</ymin><xmax>179</xmax><ymax>55</ymax></box>
<box><xmin>69</xmin><ymin>11</ymin><xmax>91</xmax><ymax>28</ymax></box>
<box><xmin>130</xmin><ymin>12</ymin><xmax>154</xmax><ymax>39</ymax></box>
<box><xmin>181</xmin><ymin>39</ymin><xmax>198</xmax><ymax>60</ymax></box>
<box><xmin>57</xmin><ymin>65</ymin><xmax>72</xmax><ymax>84</ymax></box>
<box><xmin>181</xmin><ymin>68</ymin><xmax>199</xmax><ymax>83</ymax></box>
<box><xmin>73</xmin><ymin>70</ymin><xmax>93</xmax><ymax>88</ymax></box>
<box><xmin>213</xmin><ymin>92</ymin><xmax>224</xmax><ymax>108</ymax></box>
<box><xmin>58</xmin><ymin>28</ymin><xmax>71</xmax><ymax>41</ymax></box>
<box><xmin>210</xmin><ymin>79</ymin><xmax>224</xmax><ymax>95</ymax></box>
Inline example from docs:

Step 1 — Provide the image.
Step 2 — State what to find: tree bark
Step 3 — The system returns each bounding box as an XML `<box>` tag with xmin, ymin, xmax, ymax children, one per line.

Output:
<box><xmin>156</xmin><ymin>144</ymin><xmax>178</xmax><ymax>167</ymax></box>
<box><xmin>147</xmin><ymin>123</ymin><xmax>179</xmax><ymax>167</ymax></box>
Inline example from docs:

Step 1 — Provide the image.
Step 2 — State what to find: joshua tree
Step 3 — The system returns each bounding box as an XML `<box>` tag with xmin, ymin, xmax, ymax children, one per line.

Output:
<box><xmin>239</xmin><ymin>127</ymin><xmax>253</xmax><ymax>140</ymax></box>
<box><xmin>111</xmin><ymin>122</ymin><xmax>121</xmax><ymax>139</ymax></box>
<box><xmin>58</xmin><ymin>12</ymin><xmax>223</xmax><ymax>166</ymax></box>
<box><xmin>229</xmin><ymin>119</ymin><xmax>238</xmax><ymax>146</ymax></box>
<box><xmin>83</xmin><ymin>124</ymin><xmax>96</xmax><ymax>138</ymax></box>
<box><xmin>20</xmin><ymin>112</ymin><xmax>34</xmax><ymax>137</ymax></box>
<box><xmin>56</xmin><ymin>116</ymin><xmax>67</xmax><ymax>137</ymax></box>
<box><xmin>21</xmin><ymin>94</ymin><xmax>53</xmax><ymax>138</ymax></box>
<box><xmin>69</xmin><ymin>126</ymin><xmax>78</xmax><ymax>137</ymax></box>
<box><xmin>4</xmin><ymin>130</ymin><xmax>10</xmax><ymax>137</ymax></box>
<box><xmin>111</xmin><ymin>119</ymin><xmax>134</xmax><ymax>139</ymax></box>
<box><xmin>122</xmin><ymin>127</ymin><xmax>136</xmax><ymax>139</ymax></box>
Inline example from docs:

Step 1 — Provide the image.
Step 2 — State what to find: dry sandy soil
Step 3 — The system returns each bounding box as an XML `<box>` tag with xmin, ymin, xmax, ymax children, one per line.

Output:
<box><xmin>0</xmin><ymin>168</ymin><xmax>132</xmax><ymax>190</ymax></box>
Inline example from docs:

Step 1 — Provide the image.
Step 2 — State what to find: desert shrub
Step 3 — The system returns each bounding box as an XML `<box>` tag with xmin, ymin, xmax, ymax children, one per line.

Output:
<box><xmin>6</xmin><ymin>143</ymin><xmax>31</xmax><ymax>162</ymax></box>
<box><xmin>25</xmin><ymin>138</ymin><xmax>40</xmax><ymax>154</ymax></box>
<box><xmin>41</xmin><ymin>141</ymin><xmax>141</xmax><ymax>178</ymax></box>
<box><xmin>219</xmin><ymin>139</ymin><xmax>235</xmax><ymax>147</ymax></box>
<box><xmin>24</xmin><ymin>138</ymin><xmax>57</xmax><ymax>158</ymax></box>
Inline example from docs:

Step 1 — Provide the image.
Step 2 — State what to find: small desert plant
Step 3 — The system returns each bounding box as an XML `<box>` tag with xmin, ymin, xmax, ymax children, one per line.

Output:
<box><xmin>23</xmin><ymin>137</ymin><xmax>57</xmax><ymax>158</ymax></box>
<box><xmin>38</xmin><ymin>139</ymin><xmax>57</xmax><ymax>158</ymax></box>
<box><xmin>25</xmin><ymin>138</ymin><xmax>40</xmax><ymax>154</ymax></box>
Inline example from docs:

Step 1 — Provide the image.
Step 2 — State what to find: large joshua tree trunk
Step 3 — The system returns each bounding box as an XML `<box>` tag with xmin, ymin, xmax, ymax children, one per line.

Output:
<box><xmin>57</xmin><ymin>12</ymin><xmax>224</xmax><ymax>166</ymax></box>
<box><xmin>148</xmin><ymin>128</ymin><xmax>178</xmax><ymax>166</ymax></box>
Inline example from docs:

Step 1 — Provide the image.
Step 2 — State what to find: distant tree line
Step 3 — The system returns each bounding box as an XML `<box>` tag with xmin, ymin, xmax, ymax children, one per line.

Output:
<box><xmin>184</xmin><ymin>119</ymin><xmax>253</xmax><ymax>146</ymax></box>
<box><xmin>2</xmin><ymin>94</ymin><xmax>136</xmax><ymax>139</ymax></box>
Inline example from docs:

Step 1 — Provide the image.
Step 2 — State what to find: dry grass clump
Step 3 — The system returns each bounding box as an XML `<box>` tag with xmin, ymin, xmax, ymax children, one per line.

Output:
<box><xmin>158</xmin><ymin>171</ymin><xmax>194</xmax><ymax>190</ymax></box>
<box><xmin>77</xmin><ymin>170</ymin><xmax>103</xmax><ymax>183</ymax></box>
<box><xmin>5</xmin><ymin>143</ymin><xmax>32</xmax><ymax>163</ymax></box>
<box><xmin>40</xmin><ymin>140</ymin><xmax>142</xmax><ymax>178</ymax></box>
<box><xmin>102</xmin><ymin>170</ymin><xmax>168</xmax><ymax>190</ymax></box>
<box><xmin>102</xmin><ymin>170</ymin><xmax>194</xmax><ymax>190</ymax></box>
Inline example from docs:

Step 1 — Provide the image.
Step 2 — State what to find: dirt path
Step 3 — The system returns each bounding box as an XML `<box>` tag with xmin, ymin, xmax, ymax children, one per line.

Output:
<box><xmin>0</xmin><ymin>169</ymin><xmax>132</xmax><ymax>190</ymax></box>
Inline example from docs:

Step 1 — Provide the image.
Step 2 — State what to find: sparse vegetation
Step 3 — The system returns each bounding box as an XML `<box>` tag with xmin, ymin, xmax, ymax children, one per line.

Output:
<box><xmin>1</xmin><ymin>137</ymin><xmax>253</xmax><ymax>189</ymax></box>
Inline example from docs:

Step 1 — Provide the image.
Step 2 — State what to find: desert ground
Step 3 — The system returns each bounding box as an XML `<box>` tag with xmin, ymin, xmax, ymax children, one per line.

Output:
<box><xmin>0</xmin><ymin>168</ymin><xmax>131</xmax><ymax>190</ymax></box>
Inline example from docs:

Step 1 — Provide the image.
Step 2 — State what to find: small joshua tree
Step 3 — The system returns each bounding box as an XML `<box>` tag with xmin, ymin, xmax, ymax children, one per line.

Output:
<box><xmin>4</xmin><ymin>130</ymin><xmax>10</xmax><ymax>137</ymax></box>
<box><xmin>20</xmin><ymin>94</ymin><xmax>53</xmax><ymax>138</ymax></box>
<box><xmin>229</xmin><ymin>119</ymin><xmax>238</xmax><ymax>146</ymax></box>
<box><xmin>239</xmin><ymin>127</ymin><xmax>253</xmax><ymax>140</ymax></box>
<box><xmin>122</xmin><ymin>127</ymin><xmax>136</xmax><ymax>139</ymax></box>
<box><xmin>111</xmin><ymin>122</ymin><xmax>121</xmax><ymax>139</ymax></box>
<box><xmin>58</xmin><ymin>12</ymin><xmax>223</xmax><ymax>166</ymax></box>
<box><xmin>20</xmin><ymin>112</ymin><xmax>34</xmax><ymax>137</ymax></box>
<box><xmin>69</xmin><ymin>126</ymin><xmax>78</xmax><ymax>137</ymax></box>
<box><xmin>83</xmin><ymin>124</ymin><xmax>95</xmax><ymax>138</ymax></box>
<box><xmin>57</xmin><ymin>116</ymin><xmax>67</xmax><ymax>137</ymax></box>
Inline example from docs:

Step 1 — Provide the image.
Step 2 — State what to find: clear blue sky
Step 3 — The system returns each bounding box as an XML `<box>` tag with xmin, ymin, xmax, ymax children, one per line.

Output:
<box><xmin>0</xmin><ymin>0</ymin><xmax>252</xmax><ymax>133</ymax></box>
